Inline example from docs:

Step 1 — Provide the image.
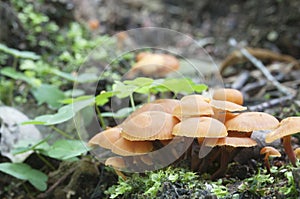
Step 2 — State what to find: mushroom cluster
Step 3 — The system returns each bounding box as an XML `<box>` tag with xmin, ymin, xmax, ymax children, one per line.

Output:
<box><xmin>88</xmin><ymin>88</ymin><xmax>300</xmax><ymax>178</ymax></box>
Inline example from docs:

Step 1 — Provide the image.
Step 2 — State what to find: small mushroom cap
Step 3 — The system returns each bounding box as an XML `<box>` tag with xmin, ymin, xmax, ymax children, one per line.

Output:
<box><xmin>210</xmin><ymin>100</ymin><xmax>247</xmax><ymax>112</ymax></box>
<box><xmin>212</xmin><ymin>88</ymin><xmax>244</xmax><ymax>105</ymax></box>
<box><xmin>260</xmin><ymin>146</ymin><xmax>281</xmax><ymax>157</ymax></box>
<box><xmin>294</xmin><ymin>148</ymin><xmax>300</xmax><ymax>159</ymax></box>
<box><xmin>124</xmin><ymin>99</ymin><xmax>180</xmax><ymax>122</ymax></box>
<box><xmin>111</xmin><ymin>137</ymin><xmax>153</xmax><ymax>156</ymax></box>
<box><xmin>173</xmin><ymin>95</ymin><xmax>213</xmax><ymax>119</ymax></box>
<box><xmin>212</xmin><ymin>111</ymin><xmax>239</xmax><ymax>123</ymax></box>
<box><xmin>172</xmin><ymin>117</ymin><xmax>228</xmax><ymax>138</ymax></box>
<box><xmin>120</xmin><ymin>111</ymin><xmax>179</xmax><ymax>141</ymax></box>
<box><xmin>150</xmin><ymin>99</ymin><xmax>181</xmax><ymax>114</ymax></box>
<box><xmin>88</xmin><ymin>127</ymin><xmax>122</xmax><ymax>149</ymax></box>
<box><xmin>105</xmin><ymin>156</ymin><xmax>126</xmax><ymax>169</ymax></box>
<box><xmin>203</xmin><ymin>137</ymin><xmax>257</xmax><ymax>147</ymax></box>
<box><xmin>225</xmin><ymin>112</ymin><xmax>279</xmax><ymax>132</ymax></box>
<box><xmin>265</xmin><ymin>117</ymin><xmax>300</xmax><ymax>143</ymax></box>
<box><xmin>130</xmin><ymin>53</ymin><xmax>179</xmax><ymax>77</ymax></box>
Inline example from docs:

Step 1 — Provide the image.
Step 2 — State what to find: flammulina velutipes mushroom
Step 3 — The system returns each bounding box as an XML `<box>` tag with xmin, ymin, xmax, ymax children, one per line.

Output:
<box><xmin>88</xmin><ymin>88</ymin><xmax>299</xmax><ymax>178</ymax></box>
<box><xmin>265</xmin><ymin>117</ymin><xmax>300</xmax><ymax>166</ymax></box>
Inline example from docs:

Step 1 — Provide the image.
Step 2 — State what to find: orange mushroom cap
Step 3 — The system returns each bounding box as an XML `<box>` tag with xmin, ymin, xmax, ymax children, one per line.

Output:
<box><xmin>260</xmin><ymin>146</ymin><xmax>281</xmax><ymax>157</ymax></box>
<box><xmin>129</xmin><ymin>53</ymin><xmax>179</xmax><ymax>77</ymax></box>
<box><xmin>265</xmin><ymin>117</ymin><xmax>300</xmax><ymax>143</ymax></box>
<box><xmin>124</xmin><ymin>99</ymin><xmax>180</xmax><ymax>122</ymax></box>
<box><xmin>212</xmin><ymin>88</ymin><xmax>244</xmax><ymax>105</ymax></box>
<box><xmin>203</xmin><ymin>137</ymin><xmax>257</xmax><ymax>147</ymax></box>
<box><xmin>111</xmin><ymin>137</ymin><xmax>153</xmax><ymax>156</ymax></box>
<box><xmin>120</xmin><ymin>111</ymin><xmax>179</xmax><ymax>141</ymax></box>
<box><xmin>294</xmin><ymin>148</ymin><xmax>300</xmax><ymax>159</ymax></box>
<box><xmin>105</xmin><ymin>156</ymin><xmax>126</xmax><ymax>169</ymax></box>
<box><xmin>172</xmin><ymin>117</ymin><xmax>227</xmax><ymax>138</ymax></box>
<box><xmin>173</xmin><ymin>95</ymin><xmax>213</xmax><ymax>119</ymax></box>
<box><xmin>210</xmin><ymin>100</ymin><xmax>247</xmax><ymax>112</ymax></box>
<box><xmin>225</xmin><ymin>112</ymin><xmax>279</xmax><ymax>132</ymax></box>
<box><xmin>88</xmin><ymin>127</ymin><xmax>122</xmax><ymax>149</ymax></box>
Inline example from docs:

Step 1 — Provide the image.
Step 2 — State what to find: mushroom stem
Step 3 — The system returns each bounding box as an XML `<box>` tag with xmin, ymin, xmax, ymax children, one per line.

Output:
<box><xmin>264</xmin><ymin>155</ymin><xmax>271</xmax><ymax>173</ymax></box>
<box><xmin>211</xmin><ymin>149</ymin><xmax>230</xmax><ymax>179</ymax></box>
<box><xmin>198</xmin><ymin>148</ymin><xmax>220</xmax><ymax>173</ymax></box>
<box><xmin>283</xmin><ymin>135</ymin><xmax>297</xmax><ymax>166</ymax></box>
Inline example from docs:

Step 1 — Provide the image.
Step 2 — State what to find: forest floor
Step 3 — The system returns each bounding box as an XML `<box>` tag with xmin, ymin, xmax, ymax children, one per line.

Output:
<box><xmin>0</xmin><ymin>0</ymin><xmax>300</xmax><ymax>198</ymax></box>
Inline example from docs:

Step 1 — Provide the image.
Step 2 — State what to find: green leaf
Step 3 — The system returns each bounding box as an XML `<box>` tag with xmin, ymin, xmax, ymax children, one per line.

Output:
<box><xmin>0</xmin><ymin>163</ymin><xmax>48</xmax><ymax>191</ymax></box>
<box><xmin>22</xmin><ymin>97</ymin><xmax>95</xmax><ymax>125</ymax></box>
<box><xmin>0</xmin><ymin>43</ymin><xmax>40</xmax><ymax>60</ymax></box>
<box><xmin>31</xmin><ymin>84</ymin><xmax>66</xmax><ymax>109</ymax></box>
<box><xmin>101</xmin><ymin>107</ymin><xmax>135</xmax><ymax>118</ymax></box>
<box><xmin>60</xmin><ymin>95</ymin><xmax>94</xmax><ymax>104</ymax></box>
<box><xmin>95</xmin><ymin>91</ymin><xmax>115</xmax><ymax>106</ymax></box>
<box><xmin>44</xmin><ymin>139</ymin><xmax>90</xmax><ymax>160</ymax></box>
<box><xmin>124</xmin><ymin>77</ymin><xmax>154</xmax><ymax>94</ymax></box>
<box><xmin>112</xmin><ymin>81</ymin><xmax>137</xmax><ymax>98</ymax></box>
<box><xmin>12</xmin><ymin>136</ymin><xmax>51</xmax><ymax>155</ymax></box>
<box><xmin>0</xmin><ymin>67</ymin><xmax>41</xmax><ymax>87</ymax></box>
<box><xmin>123</xmin><ymin>77</ymin><xmax>154</xmax><ymax>87</ymax></box>
<box><xmin>191</xmin><ymin>83</ymin><xmax>208</xmax><ymax>93</ymax></box>
<box><xmin>161</xmin><ymin>78</ymin><xmax>194</xmax><ymax>94</ymax></box>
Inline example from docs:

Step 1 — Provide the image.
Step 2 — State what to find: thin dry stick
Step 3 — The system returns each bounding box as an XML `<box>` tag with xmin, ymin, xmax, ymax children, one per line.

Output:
<box><xmin>248</xmin><ymin>95</ymin><xmax>294</xmax><ymax>111</ymax></box>
<box><xmin>37</xmin><ymin>166</ymin><xmax>77</xmax><ymax>198</ymax></box>
<box><xmin>229</xmin><ymin>39</ymin><xmax>296</xmax><ymax>97</ymax></box>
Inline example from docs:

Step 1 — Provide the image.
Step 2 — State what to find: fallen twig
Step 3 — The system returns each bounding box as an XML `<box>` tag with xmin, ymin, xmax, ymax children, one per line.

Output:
<box><xmin>37</xmin><ymin>166</ymin><xmax>77</xmax><ymax>198</ymax></box>
<box><xmin>248</xmin><ymin>95</ymin><xmax>294</xmax><ymax>111</ymax></box>
<box><xmin>228</xmin><ymin>39</ymin><xmax>297</xmax><ymax>98</ymax></box>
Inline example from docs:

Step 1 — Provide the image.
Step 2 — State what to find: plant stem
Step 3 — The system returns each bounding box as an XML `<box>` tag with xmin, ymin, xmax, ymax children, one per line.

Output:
<box><xmin>50</xmin><ymin>125</ymin><xmax>74</xmax><ymax>139</ymax></box>
<box><xmin>130</xmin><ymin>94</ymin><xmax>136</xmax><ymax>111</ymax></box>
<box><xmin>36</xmin><ymin>153</ymin><xmax>55</xmax><ymax>170</ymax></box>
<box><xmin>95</xmin><ymin>105</ymin><xmax>106</xmax><ymax>129</ymax></box>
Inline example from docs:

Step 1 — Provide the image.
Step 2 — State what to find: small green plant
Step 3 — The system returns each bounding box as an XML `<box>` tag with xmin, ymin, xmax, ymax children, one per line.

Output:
<box><xmin>0</xmin><ymin>163</ymin><xmax>48</xmax><ymax>191</ymax></box>
<box><xmin>105</xmin><ymin>167</ymin><xmax>200</xmax><ymax>198</ymax></box>
<box><xmin>238</xmin><ymin>169</ymin><xmax>275</xmax><ymax>196</ymax></box>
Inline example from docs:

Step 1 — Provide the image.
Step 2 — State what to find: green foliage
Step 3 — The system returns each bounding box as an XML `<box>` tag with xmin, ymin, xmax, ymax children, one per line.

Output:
<box><xmin>238</xmin><ymin>166</ymin><xmax>298</xmax><ymax>198</ymax></box>
<box><xmin>12</xmin><ymin>138</ymin><xmax>90</xmax><ymax>162</ymax></box>
<box><xmin>210</xmin><ymin>179</ymin><xmax>229</xmax><ymax>197</ymax></box>
<box><xmin>238</xmin><ymin>170</ymin><xmax>275</xmax><ymax>196</ymax></box>
<box><xmin>0</xmin><ymin>43</ymin><xmax>40</xmax><ymax>60</ymax></box>
<box><xmin>105</xmin><ymin>167</ymin><xmax>200</xmax><ymax>198</ymax></box>
<box><xmin>41</xmin><ymin>139</ymin><xmax>90</xmax><ymax>160</ymax></box>
<box><xmin>23</xmin><ymin>97</ymin><xmax>94</xmax><ymax>125</ymax></box>
<box><xmin>0</xmin><ymin>163</ymin><xmax>48</xmax><ymax>191</ymax></box>
<box><xmin>31</xmin><ymin>84</ymin><xmax>66</xmax><ymax>109</ymax></box>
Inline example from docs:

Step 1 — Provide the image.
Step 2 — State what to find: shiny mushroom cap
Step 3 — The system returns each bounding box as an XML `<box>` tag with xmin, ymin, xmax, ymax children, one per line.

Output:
<box><xmin>294</xmin><ymin>148</ymin><xmax>300</xmax><ymax>159</ymax></box>
<box><xmin>88</xmin><ymin>127</ymin><xmax>122</xmax><ymax>149</ymax></box>
<box><xmin>225</xmin><ymin>112</ymin><xmax>279</xmax><ymax>132</ymax></box>
<box><xmin>173</xmin><ymin>95</ymin><xmax>213</xmax><ymax>119</ymax></box>
<box><xmin>212</xmin><ymin>88</ymin><xmax>244</xmax><ymax>105</ymax></box>
<box><xmin>120</xmin><ymin>111</ymin><xmax>179</xmax><ymax>141</ymax></box>
<box><xmin>172</xmin><ymin>117</ymin><xmax>228</xmax><ymax>138</ymax></box>
<box><xmin>265</xmin><ymin>117</ymin><xmax>300</xmax><ymax>143</ymax></box>
<box><xmin>210</xmin><ymin>100</ymin><xmax>247</xmax><ymax>112</ymax></box>
<box><xmin>203</xmin><ymin>137</ymin><xmax>257</xmax><ymax>147</ymax></box>
<box><xmin>105</xmin><ymin>156</ymin><xmax>126</xmax><ymax>169</ymax></box>
<box><xmin>111</xmin><ymin>137</ymin><xmax>153</xmax><ymax>156</ymax></box>
<box><xmin>124</xmin><ymin>99</ymin><xmax>180</xmax><ymax>122</ymax></box>
<box><xmin>129</xmin><ymin>53</ymin><xmax>179</xmax><ymax>77</ymax></box>
<box><xmin>260</xmin><ymin>146</ymin><xmax>281</xmax><ymax>157</ymax></box>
